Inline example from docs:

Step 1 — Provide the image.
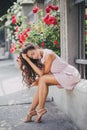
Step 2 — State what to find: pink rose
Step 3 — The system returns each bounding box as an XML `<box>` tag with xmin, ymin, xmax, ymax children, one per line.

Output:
<box><xmin>11</xmin><ymin>15</ymin><xmax>17</xmax><ymax>24</ymax></box>
<box><xmin>46</xmin><ymin>6</ymin><xmax>51</xmax><ymax>13</ymax></box>
<box><xmin>33</xmin><ymin>6</ymin><xmax>40</xmax><ymax>13</ymax></box>
<box><xmin>54</xmin><ymin>40</ymin><xmax>58</xmax><ymax>45</ymax></box>
<box><xmin>10</xmin><ymin>43</ymin><xmax>16</xmax><ymax>53</ymax></box>
<box><xmin>41</xmin><ymin>42</ymin><xmax>45</xmax><ymax>48</ymax></box>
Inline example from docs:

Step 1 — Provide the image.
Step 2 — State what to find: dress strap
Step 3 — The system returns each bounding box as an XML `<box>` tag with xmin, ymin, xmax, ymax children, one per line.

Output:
<box><xmin>41</xmin><ymin>49</ymin><xmax>46</xmax><ymax>63</ymax></box>
<box><xmin>41</xmin><ymin>49</ymin><xmax>52</xmax><ymax>64</ymax></box>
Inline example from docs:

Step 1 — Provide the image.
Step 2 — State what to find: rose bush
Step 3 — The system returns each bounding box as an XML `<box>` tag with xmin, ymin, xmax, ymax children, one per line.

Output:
<box><xmin>1</xmin><ymin>2</ymin><xmax>60</xmax><ymax>55</ymax></box>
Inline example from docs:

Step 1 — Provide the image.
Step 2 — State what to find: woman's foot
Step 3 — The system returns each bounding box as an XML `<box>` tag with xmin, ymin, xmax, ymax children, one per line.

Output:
<box><xmin>35</xmin><ymin>108</ymin><xmax>47</xmax><ymax>123</ymax></box>
<box><xmin>24</xmin><ymin>110</ymin><xmax>37</xmax><ymax>123</ymax></box>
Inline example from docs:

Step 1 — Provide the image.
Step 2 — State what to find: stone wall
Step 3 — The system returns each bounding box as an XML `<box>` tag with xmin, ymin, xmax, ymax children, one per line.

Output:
<box><xmin>60</xmin><ymin>0</ymin><xmax>79</xmax><ymax>67</ymax></box>
<box><xmin>48</xmin><ymin>80</ymin><xmax>87</xmax><ymax>130</ymax></box>
<box><xmin>20</xmin><ymin>1</ymin><xmax>37</xmax><ymax>23</ymax></box>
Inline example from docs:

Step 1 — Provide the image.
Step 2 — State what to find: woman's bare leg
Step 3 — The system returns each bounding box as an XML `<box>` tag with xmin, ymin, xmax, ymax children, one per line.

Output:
<box><xmin>38</xmin><ymin>74</ymin><xmax>59</xmax><ymax>110</ymax></box>
<box><xmin>28</xmin><ymin>87</ymin><xmax>39</xmax><ymax>112</ymax></box>
<box><xmin>38</xmin><ymin>81</ymin><xmax>48</xmax><ymax>110</ymax></box>
<box><xmin>28</xmin><ymin>78</ymin><xmax>40</xmax><ymax>111</ymax></box>
<box><xmin>35</xmin><ymin>74</ymin><xmax>60</xmax><ymax>122</ymax></box>
<box><xmin>25</xmin><ymin>87</ymin><xmax>39</xmax><ymax>122</ymax></box>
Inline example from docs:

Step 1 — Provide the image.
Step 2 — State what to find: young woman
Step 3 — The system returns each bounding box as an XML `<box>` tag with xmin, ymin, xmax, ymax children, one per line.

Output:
<box><xmin>17</xmin><ymin>43</ymin><xmax>81</xmax><ymax>123</ymax></box>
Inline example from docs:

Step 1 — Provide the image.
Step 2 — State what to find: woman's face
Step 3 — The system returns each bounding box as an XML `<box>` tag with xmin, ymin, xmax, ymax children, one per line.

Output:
<box><xmin>27</xmin><ymin>48</ymin><xmax>41</xmax><ymax>59</ymax></box>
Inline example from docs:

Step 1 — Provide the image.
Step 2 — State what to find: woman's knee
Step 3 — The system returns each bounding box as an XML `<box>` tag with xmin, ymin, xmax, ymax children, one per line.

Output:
<box><xmin>38</xmin><ymin>75</ymin><xmax>46</xmax><ymax>85</ymax></box>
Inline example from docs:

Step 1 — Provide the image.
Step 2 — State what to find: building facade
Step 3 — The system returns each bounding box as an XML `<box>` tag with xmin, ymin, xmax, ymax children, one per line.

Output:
<box><xmin>0</xmin><ymin>0</ymin><xmax>87</xmax><ymax>77</ymax></box>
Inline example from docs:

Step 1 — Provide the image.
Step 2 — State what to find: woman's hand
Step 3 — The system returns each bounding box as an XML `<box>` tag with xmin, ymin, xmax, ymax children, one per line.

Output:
<box><xmin>31</xmin><ymin>78</ymin><xmax>39</xmax><ymax>86</ymax></box>
<box><xmin>22</xmin><ymin>54</ymin><xmax>29</xmax><ymax>61</ymax></box>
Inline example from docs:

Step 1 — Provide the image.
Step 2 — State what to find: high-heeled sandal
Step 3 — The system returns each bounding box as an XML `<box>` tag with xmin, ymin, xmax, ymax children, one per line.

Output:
<box><xmin>35</xmin><ymin>108</ymin><xmax>47</xmax><ymax>123</ymax></box>
<box><xmin>24</xmin><ymin>110</ymin><xmax>37</xmax><ymax>123</ymax></box>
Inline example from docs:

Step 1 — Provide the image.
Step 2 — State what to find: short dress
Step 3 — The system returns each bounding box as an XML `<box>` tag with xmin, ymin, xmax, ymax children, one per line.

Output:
<box><xmin>41</xmin><ymin>49</ymin><xmax>81</xmax><ymax>90</ymax></box>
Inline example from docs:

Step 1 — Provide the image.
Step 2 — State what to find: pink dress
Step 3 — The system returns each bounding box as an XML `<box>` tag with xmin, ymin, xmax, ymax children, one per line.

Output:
<box><xmin>41</xmin><ymin>49</ymin><xmax>81</xmax><ymax>90</ymax></box>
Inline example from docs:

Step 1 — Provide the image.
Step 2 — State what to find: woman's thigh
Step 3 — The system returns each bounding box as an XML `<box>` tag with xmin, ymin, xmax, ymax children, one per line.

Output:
<box><xmin>39</xmin><ymin>74</ymin><xmax>60</xmax><ymax>85</ymax></box>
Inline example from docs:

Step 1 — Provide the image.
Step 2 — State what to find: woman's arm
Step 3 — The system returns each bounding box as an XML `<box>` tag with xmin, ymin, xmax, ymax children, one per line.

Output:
<box><xmin>22</xmin><ymin>53</ymin><xmax>55</xmax><ymax>76</ymax></box>
<box><xmin>43</xmin><ymin>53</ymin><xmax>55</xmax><ymax>74</ymax></box>
<box><xmin>22</xmin><ymin>54</ymin><xmax>43</xmax><ymax>76</ymax></box>
<box><xmin>31</xmin><ymin>78</ymin><xmax>39</xmax><ymax>86</ymax></box>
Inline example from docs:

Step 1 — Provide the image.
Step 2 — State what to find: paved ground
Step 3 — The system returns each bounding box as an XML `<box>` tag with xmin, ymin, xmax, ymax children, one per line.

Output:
<box><xmin>0</xmin><ymin>59</ymin><xmax>51</xmax><ymax>106</ymax></box>
<box><xmin>0</xmin><ymin>102</ymin><xmax>80</xmax><ymax>130</ymax></box>
<box><xmin>0</xmin><ymin>59</ymin><xmax>80</xmax><ymax>130</ymax></box>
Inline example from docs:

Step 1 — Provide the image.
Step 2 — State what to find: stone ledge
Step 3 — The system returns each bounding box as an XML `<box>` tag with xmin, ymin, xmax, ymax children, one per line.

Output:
<box><xmin>75</xmin><ymin>79</ymin><xmax>87</xmax><ymax>92</ymax></box>
<box><xmin>48</xmin><ymin>79</ymin><xmax>87</xmax><ymax>130</ymax></box>
<box><xmin>20</xmin><ymin>0</ymin><xmax>35</xmax><ymax>5</ymax></box>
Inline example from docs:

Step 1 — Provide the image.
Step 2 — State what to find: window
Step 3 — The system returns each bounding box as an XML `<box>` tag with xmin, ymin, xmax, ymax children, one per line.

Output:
<box><xmin>75</xmin><ymin>0</ymin><xmax>87</xmax><ymax>78</ymax></box>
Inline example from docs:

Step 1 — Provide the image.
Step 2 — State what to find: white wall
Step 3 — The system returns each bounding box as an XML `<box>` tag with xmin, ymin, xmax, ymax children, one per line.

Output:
<box><xmin>60</xmin><ymin>0</ymin><xmax>79</xmax><ymax>67</ymax></box>
<box><xmin>48</xmin><ymin>79</ymin><xmax>87</xmax><ymax>130</ymax></box>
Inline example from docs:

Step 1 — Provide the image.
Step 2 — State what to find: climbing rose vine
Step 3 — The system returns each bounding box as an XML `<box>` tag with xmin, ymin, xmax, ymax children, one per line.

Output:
<box><xmin>3</xmin><ymin>2</ymin><xmax>60</xmax><ymax>55</ymax></box>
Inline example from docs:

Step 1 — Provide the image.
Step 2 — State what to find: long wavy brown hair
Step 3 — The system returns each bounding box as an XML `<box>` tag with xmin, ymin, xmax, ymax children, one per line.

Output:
<box><xmin>19</xmin><ymin>43</ymin><xmax>44</xmax><ymax>87</ymax></box>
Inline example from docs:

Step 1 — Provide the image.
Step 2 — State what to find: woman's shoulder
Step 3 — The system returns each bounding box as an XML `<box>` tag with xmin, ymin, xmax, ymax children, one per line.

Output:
<box><xmin>44</xmin><ymin>49</ymin><xmax>56</xmax><ymax>61</ymax></box>
<box><xmin>41</xmin><ymin>49</ymin><xmax>54</xmax><ymax>63</ymax></box>
<box><xmin>44</xmin><ymin>48</ymin><xmax>54</xmax><ymax>54</ymax></box>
